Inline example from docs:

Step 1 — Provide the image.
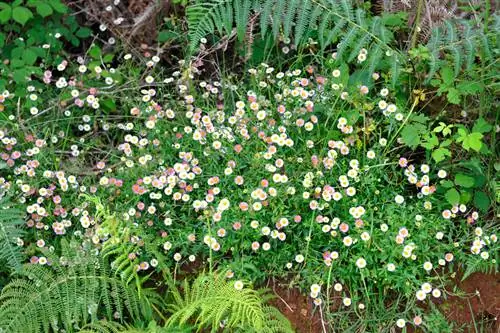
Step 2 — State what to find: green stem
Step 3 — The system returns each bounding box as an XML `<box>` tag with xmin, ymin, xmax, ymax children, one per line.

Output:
<box><xmin>410</xmin><ymin>0</ymin><xmax>424</xmax><ymax>49</ymax></box>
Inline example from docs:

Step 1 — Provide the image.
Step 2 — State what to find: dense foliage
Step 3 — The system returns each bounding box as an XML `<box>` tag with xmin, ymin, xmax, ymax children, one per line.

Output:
<box><xmin>0</xmin><ymin>0</ymin><xmax>498</xmax><ymax>332</ymax></box>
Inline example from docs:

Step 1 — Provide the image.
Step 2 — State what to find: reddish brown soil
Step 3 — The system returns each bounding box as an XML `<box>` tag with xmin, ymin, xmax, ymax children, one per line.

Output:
<box><xmin>267</xmin><ymin>272</ymin><xmax>499</xmax><ymax>333</ymax></box>
<box><xmin>436</xmin><ymin>272</ymin><xmax>500</xmax><ymax>332</ymax></box>
<box><xmin>269</xmin><ymin>283</ymin><xmax>324</xmax><ymax>333</ymax></box>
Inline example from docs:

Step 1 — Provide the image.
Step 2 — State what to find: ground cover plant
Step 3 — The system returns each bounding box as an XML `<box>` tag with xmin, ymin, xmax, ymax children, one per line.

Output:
<box><xmin>0</xmin><ymin>0</ymin><xmax>498</xmax><ymax>332</ymax></box>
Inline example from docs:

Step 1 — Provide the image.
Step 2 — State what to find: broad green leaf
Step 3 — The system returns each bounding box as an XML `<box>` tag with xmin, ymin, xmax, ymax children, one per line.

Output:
<box><xmin>401</xmin><ymin>126</ymin><xmax>421</xmax><ymax>149</ymax></box>
<box><xmin>454</xmin><ymin>174</ymin><xmax>475</xmax><ymax>188</ymax></box>
<box><xmin>474</xmin><ymin>191</ymin><xmax>490</xmax><ymax>212</ymax></box>
<box><xmin>88</xmin><ymin>45</ymin><xmax>102</xmax><ymax>59</ymax></box>
<box><xmin>103</xmin><ymin>53</ymin><xmax>114</xmax><ymax>63</ymax></box>
<box><xmin>440</xmin><ymin>180</ymin><xmax>454</xmax><ymax>188</ymax></box>
<box><xmin>0</xmin><ymin>4</ymin><xmax>11</xmax><ymax>23</ymax></box>
<box><xmin>75</xmin><ymin>27</ymin><xmax>92</xmax><ymax>38</ymax></box>
<box><xmin>446</xmin><ymin>88</ymin><xmax>460</xmax><ymax>104</ymax></box>
<box><xmin>49</xmin><ymin>0</ymin><xmax>68</xmax><ymax>13</ymax></box>
<box><xmin>472</xmin><ymin>117</ymin><xmax>492</xmax><ymax>134</ymax></box>
<box><xmin>12</xmin><ymin>6</ymin><xmax>33</xmax><ymax>25</ymax></box>
<box><xmin>441</xmin><ymin>66</ymin><xmax>454</xmax><ymax>86</ymax></box>
<box><xmin>0</xmin><ymin>32</ymin><xmax>5</xmax><ymax>47</ymax></box>
<box><xmin>421</xmin><ymin>134</ymin><xmax>439</xmax><ymax>150</ymax></box>
<box><xmin>457</xmin><ymin>81</ymin><xmax>483</xmax><ymax>94</ymax></box>
<box><xmin>465</xmin><ymin>132</ymin><xmax>483</xmax><ymax>152</ymax></box>
<box><xmin>23</xmin><ymin>48</ymin><xmax>37</xmax><ymax>65</ymax></box>
<box><xmin>13</xmin><ymin>68</ymin><xmax>27</xmax><ymax>83</ymax></box>
<box><xmin>431</xmin><ymin>147</ymin><xmax>451</xmax><ymax>163</ymax></box>
<box><xmin>36</xmin><ymin>3</ymin><xmax>53</xmax><ymax>17</ymax></box>
<box><xmin>445</xmin><ymin>188</ymin><xmax>460</xmax><ymax>205</ymax></box>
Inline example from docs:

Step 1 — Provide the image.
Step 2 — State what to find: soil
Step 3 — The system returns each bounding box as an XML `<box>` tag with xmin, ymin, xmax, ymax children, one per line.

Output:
<box><xmin>267</xmin><ymin>272</ymin><xmax>499</xmax><ymax>333</ymax></box>
<box><xmin>269</xmin><ymin>283</ymin><xmax>324</xmax><ymax>333</ymax></box>
<box><xmin>436</xmin><ymin>272</ymin><xmax>500</xmax><ymax>332</ymax></box>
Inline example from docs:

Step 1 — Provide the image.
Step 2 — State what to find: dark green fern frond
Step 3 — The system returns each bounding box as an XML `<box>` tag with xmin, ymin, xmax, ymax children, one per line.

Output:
<box><xmin>165</xmin><ymin>271</ymin><xmax>293</xmax><ymax>333</ymax></box>
<box><xmin>424</xmin><ymin>14</ymin><xmax>499</xmax><ymax>83</ymax></box>
<box><xmin>0</xmin><ymin>239</ymin><xmax>154</xmax><ymax>333</ymax></box>
<box><xmin>0</xmin><ymin>196</ymin><xmax>25</xmax><ymax>272</ymax></box>
<box><xmin>186</xmin><ymin>0</ymin><xmax>399</xmax><ymax>67</ymax></box>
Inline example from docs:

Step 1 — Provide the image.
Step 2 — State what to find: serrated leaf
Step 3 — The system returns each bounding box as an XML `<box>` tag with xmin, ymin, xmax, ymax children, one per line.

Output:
<box><xmin>12</xmin><ymin>6</ymin><xmax>33</xmax><ymax>25</ymax></box>
<box><xmin>432</xmin><ymin>147</ymin><xmax>451</xmax><ymax>163</ymax></box>
<box><xmin>441</xmin><ymin>66</ymin><xmax>454</xmax><ymax>86</ymax></box>
<box><xmin>421</xmin><ymin>134</ymin><xmax>439</xmax><ymax>150</ymax></box>
<box><xmin>465</xmin><ymin>132</ymin><xmax>483</xmax><ymax>152</ymax></box>
<box><xmin>445</xmin><ymin>188</ymin><xmax>460</xmax><ymax>205</ymax></box>
<box><xmin>454</xmin><ymin>174</ymin><xmax>475</xmax><ymax>188</ymax></box>
<box><xmin>457</xmin><ymin>81</ymin><xmax>483</xmax><ymax>94</ymax></box>
<box><xmin>446</xmin><ymin>87</ymin><xmax>460</xmax><ymax>104</ymax></box>
<box><xmin>401</xmin><ymin>125</ymin><xmax>421</xmax><ymax>149</ymax></box>
<box><xmin>472</xmin><ymin>117</ymin><xmax>492</xmax><ymax>134</ymax></box>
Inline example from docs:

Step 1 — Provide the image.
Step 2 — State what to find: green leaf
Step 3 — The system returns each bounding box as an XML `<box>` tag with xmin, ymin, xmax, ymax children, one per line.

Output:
<box><xmin>36</xmin><ymin>2</ymin><xmax>53</xmax><ymax>17</ymax></box>
<box><xmin>101</xmin><ymin>98</ymin><xmax>116</xmax><ymax>112</ymax></box>
<box><xmin>421</xmin><ymin>134</ymin><xmax>439</xmax><ymax>150</ymax></box>
<box><xmin>13</xmin><ymin>68</ymin><xmax>27</xmax><ymax>83</ymax></box>
<box><xmin>381</xmin><ymin>12</ymin><xmax>407</xmax><ymax>26</ymax></box>
<box><xmin>465</xmin><ymin>132</ymin><xmax>483</xmax><ymax>152</ymax></box>
<box><xmin>473</xmin><ymin>191</ymin><xmax>490</xmax><ymax>212</ymax></box>
<box><xmin>445</xmin><ymin>188</ymin><xmax>460</xmax><ymax>205</ymax></box>
<box><xmin>0</xmin><ymin>32</ymin><xmax>5</xmax><ymax>47</ymax></box>
<box><xmin>75</xmin><ymin>27</ymin><xmax>92</xmax><ymax>38</ymax></box>
<box><xmin>102</xmin><ymin>53</ymin><xmax>114</xmax><ymax>63</ymax></box>
<box><xmin>454</xmin><ymin>174</ymin><xmax>475</xmax><ymax>188</ymax></box>
<box><xmin>23</xmin><ymin>48</ymin><xmax>37</xmax><ymax>65</ymax></box>
<box><xmin>158</xmin><ymin>30</ymin><xmax>180</xmax><ymax>42</ymax></box>
<box><xmin>401</xmin><ymin>125</ymin><xmax>421</xmax><ymax>149</ymax></box>
<box><xmin>0</xmin><ymin>4</ymin><xmax>11</xmax><ymax>23</ymax></box>
<box><xmin>457</xmin><ymin>81</ymin><xmax>483</xmax><ymax>94</ymax></box>
<box><xmin>441</xmin><ymin>66</ymin><xmax>454</xmax><ymax>86</ymax></box>
<box><xmin>49</xmin><ymin>0</ymin><xmax>68</xmax><ymax>13</ymax></box>
<box><xmin>446</xmin><ymin>87</ymin><xmax>461</xmax><ymax>104</ymax></box>
<box><xmin>472</xmin><ymin>117</ymin><xmax>492</xmax><ymax>134</ymax></box>
<box><xmin>12</xmin><ymin>6</ymin><xmax>33</xmax><ymax>25</ymax></box>
<box><xmin>431</xmin><ymin>147</ymin><xmax>451</xmax><ymax>163</ymax></box>
<box><xmin>440</xmin><ymin>180</ymin><xmax>454</xmax><ymax>188</ymax></box>
<box><xmin>88</xmin><ymin>45</ymin><xmax>102</xmax><ymax>59</ymax></box>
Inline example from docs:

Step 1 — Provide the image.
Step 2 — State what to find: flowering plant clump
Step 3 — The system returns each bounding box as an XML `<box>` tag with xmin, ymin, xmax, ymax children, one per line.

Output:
<box><xmin>0</xmin><ymin>48</ymin><xmax>497</xmax><ymax>331</ymax></box>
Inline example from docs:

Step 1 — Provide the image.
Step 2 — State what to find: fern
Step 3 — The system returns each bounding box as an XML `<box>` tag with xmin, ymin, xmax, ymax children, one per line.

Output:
<box><xmin>424</xmin><ymin>15</ymin><xmax>499</xmax><ymax>83</ymax></box>
<box><xmin>0</xmin><ymin>239</ymin><xmax>155</xmax><ymax>333</ymax></box>
<box><xmin>186</xmin><ymin>0</ymin><xmax>399</xmax><ymax>72</ymax></box>
<box><xmin>165</xmin><ymin>271</ymin><xmax>293</xmax><ymax>333</ymax></box>
<box><xmin>186</xmin><ymin>0</ymin><xmax>498</xmax><ymax>85</ymax></box>
<box><xmin>0</xmin><ymin>196</ymin><xmax>25</xmax><ymax>272</ymax></box>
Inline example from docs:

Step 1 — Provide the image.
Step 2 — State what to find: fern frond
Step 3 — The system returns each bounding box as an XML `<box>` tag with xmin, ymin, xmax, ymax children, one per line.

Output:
<box><xmin>294</xmin><ymin>0</ymin><xmax>312</xmax><ymax>46</ymax></box>
<box><xmin>0</xmin><ymin>196</ymin><xmax>25</xmax><ymax>272</ymax></box>
<box><xmin>0</xmin><ymin>239</ymin><xmax>153</xmax><ymax>333</ymax></box>
<box><xmin>165</xmin><ymin>271</ymin><xmax>292</xmax><ymax>333</ymax></box>
<box><xmin>235</xmin><ymin>0</ymin><xmax>252</xmax><ymax>41</ymax></box>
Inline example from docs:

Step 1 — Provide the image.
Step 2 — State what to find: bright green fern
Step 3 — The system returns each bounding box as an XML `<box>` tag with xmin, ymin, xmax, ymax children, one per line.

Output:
<box><xmin>165</xmin><ymin>271</ymin><xmax>293</xmax><ymax>333</ymax></box>
<box><xmin>0</xmin><ymin>196</ymin><xmax>25</xmax><ymax>272</ymax></box>
<box><xmin>0</xmin><ymin>239</ymin><xmax>156</xmax><ymax>333</ymax></box>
